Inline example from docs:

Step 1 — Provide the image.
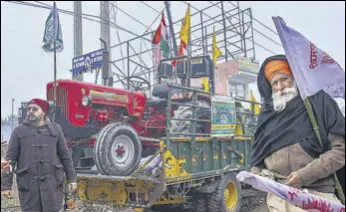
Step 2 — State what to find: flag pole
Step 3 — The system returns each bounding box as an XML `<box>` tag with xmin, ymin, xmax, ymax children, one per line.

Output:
<box><xmin>54</xmin><ymin>40</ymin><xmax>57</xmax><ymax>107</ymax></box>
<box><xmin>53</xmin><ymin>2</ymin><xmax>57</xmax><ymax>107</ymax></box>
<box><xmin>187</xmin><ymin>3</ymin><xmax>191</xmax><ymax>89</ymax></box>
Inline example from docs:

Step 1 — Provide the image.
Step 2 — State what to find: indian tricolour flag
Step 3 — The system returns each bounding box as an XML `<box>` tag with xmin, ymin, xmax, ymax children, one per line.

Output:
<box><xmin>152</xmin><ymin>12</ymin><xmax>170</xmax><ymax>70</ymax></box>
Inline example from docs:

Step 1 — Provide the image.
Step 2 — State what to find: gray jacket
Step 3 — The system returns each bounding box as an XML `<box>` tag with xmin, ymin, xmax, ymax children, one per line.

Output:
<box><xmin>1</xmin><ymin>119</ymin><xmax>76</xmax><ymax>212</ymax></box>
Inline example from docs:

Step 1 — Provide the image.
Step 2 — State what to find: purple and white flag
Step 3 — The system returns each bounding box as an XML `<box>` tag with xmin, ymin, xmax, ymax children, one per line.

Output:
<box><xmin>273</xmin><ymin>16</ymin><xmax>345</xmax><ymax>100</ymax></box>
<box><xmin>237</xmin><ymin>171</ymin><xmax>345</xmax><ymax>212</ymax></box>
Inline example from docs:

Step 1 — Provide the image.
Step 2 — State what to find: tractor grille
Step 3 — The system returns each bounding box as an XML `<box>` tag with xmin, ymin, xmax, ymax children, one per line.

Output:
<box><xmin>48</xmin><ymin>86</ymin><xmax>69</xmax><ymax>118</ymax></box>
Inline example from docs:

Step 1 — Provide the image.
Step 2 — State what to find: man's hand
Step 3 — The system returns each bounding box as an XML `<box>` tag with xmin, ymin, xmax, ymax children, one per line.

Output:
<box><xmin>1</xmin><ymin>160</ymin><xmax>12</xmax><ymax>173</ymax></box>
<box><xmin>1</xmin><ymin>160</ymin><xmax>9</xmax><ymax>168</ymax></box>
<box><xmin>250</xmin><ymin>166</ymin><xmax>262</xmax><ymax>175</ymax></box>
<box><xmin>69</xmin><ymin>183</ymin><xmax>78</xmax><ymax>194</ymax></box>
<box><xmin>1</xmin><ymin>190</ymin><xmax>13</xmax><ymax>199</ymax></box>
<box><xmin>285</xmin><ymin>172</ymin><xmax>303</xmax><ymax>188</ymax></box>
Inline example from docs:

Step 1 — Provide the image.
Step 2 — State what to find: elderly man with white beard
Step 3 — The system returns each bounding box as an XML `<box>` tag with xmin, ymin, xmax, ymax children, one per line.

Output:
<box><xmin>250</xmin><ymin>55</ymin><xmax>345</xmax><ymax>212</ymax></box>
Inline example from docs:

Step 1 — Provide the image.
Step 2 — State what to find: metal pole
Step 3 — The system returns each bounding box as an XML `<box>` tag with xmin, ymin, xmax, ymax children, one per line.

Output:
<box><xmin>127</xmin><ymin>41</ymin><xmax>130</xmax><ymax>90</ymax></box>
<box><xmin>200</xmin><ymin>12</ymin><xmax>206</xmax><ymax>56</ymax></box>
<box><xmin>151</xmin><ymin>31</ymin><xmax>157</xmax><ymax>90</ymax></box>
<box><xmin>242</xmin><ymin>10</ymin><xmax>247</xmax><ymax>58</ymax></box>
<box><xmin>205</xmin><ymin>26</ymin><xmax>208</xmax><ymax>54</ymax></box>
<box><xmin>100</xmin><ymin>1</ymin><xmax>111</xmax><ymax>82</ymax></box>
<box><xmin>164</xmin><ymin>1</ymin><xmax>178</xmax><ymax>57</ymax></box>
<box><xmin>53</xmin><ymin>3</ymin><xmax>57</xmax><ymax>107</ymax></box>
<box><xmin>187</xmin><ymin>12</ymin><xmax>191</xmax><ymax>89</ymax></box>
<box><xmin>221</xmin><ymin>1</ymin><xmax>228</xmax><ymax>61</ymax></box>
<box><xmin>11</xmin><ymin>98</ymin><xmax>14</xmax><ymax>132</ymax></box>
<box><xmin>249</xmin><ymin>9</ymin><xmax>256</xmax><ymax>60</ymax></box>
<box><xmin>237</xmin><ymin>1</ymin><xmax>244</xmax><ymax>54</ymax></box>
<box><xmin>73</xmin><ymin>1</ymin><xmax>83</xmax><ymax>81</ymax></box>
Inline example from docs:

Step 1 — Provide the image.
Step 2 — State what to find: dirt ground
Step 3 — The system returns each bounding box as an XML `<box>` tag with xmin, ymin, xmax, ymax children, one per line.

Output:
<box><xmin>1</xmin><ymin>187</ymin><xmax>268</xmax><ymax>212</ymax></box>
<box><xmin>239</xmin><ymin>187</ymin><xmax>268</xmax><ymax>212</ymax></box>
<box><xmin>73</xmin><ymin>186</ymin><xmax>269</xmax><ymax>212</ymax></box>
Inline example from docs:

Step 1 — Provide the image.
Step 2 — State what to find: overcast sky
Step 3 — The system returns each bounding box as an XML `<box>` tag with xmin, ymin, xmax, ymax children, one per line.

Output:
<box><xmin>1</xmin><ymin>1</ymin><xmax>345</xmax><ymax>117</ymax></box>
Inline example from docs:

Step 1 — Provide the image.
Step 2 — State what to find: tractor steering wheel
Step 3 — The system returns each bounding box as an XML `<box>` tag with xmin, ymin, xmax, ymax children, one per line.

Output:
<box><xmin>126</xmin><ymin>76</ymin><xmax>151</xmax><ymax>91</ymax></box>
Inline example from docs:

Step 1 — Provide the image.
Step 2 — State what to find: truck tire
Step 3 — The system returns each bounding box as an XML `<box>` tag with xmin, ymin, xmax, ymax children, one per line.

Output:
<box><xmin>207</xmin><ymin>172</ymin><xmax>241</xmax><ymax>212</ymax></box>
<box><xmin>193</xmin><ymin>195</ymin><xmax>208</xmax><ymax>212</ymax></box>
<box><xmin>94</xmin><ymin>123</ymin><xmax>142</xmax><ymax>176</ymax></box>
<box><xmin>171</xmin><ymin>100</ymin><xmax>210</xmax><ymax>136</ymax></box>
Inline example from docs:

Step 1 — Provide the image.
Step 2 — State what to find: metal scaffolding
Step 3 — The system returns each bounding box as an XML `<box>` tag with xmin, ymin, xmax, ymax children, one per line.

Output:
<box><xmin>4</xmin><ymin>1</ymin><xmax>282</xmax><ymax>89</ymax></box>
<box><xmin>108</xmin><ymin>1</ymin><xmax>256</xmax><ymax>89</ymax></box>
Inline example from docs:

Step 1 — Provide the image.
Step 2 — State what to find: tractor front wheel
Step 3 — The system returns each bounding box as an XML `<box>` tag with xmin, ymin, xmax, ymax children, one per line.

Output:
<box><xmin>94</xmin><ymin>123</ymin><xmax>142</xmax><ymax>176</ymax></box>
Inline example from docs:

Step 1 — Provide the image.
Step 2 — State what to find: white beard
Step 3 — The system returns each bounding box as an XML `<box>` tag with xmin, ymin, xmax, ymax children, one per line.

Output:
<box><xmin>272</xmin><ymin>82</ymin><xmax>299</xmax><ymax>112</ymax></box>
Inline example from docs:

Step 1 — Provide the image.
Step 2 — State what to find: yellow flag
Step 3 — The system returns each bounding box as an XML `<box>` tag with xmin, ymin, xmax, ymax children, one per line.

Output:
<box><xmin>250</xmin><ymin>90</ymin><xmax>260</xmax><ymax>115</ymax></box>
<box><xmin>235</xmin><ymin>118</ymin><xmax>244</xmax><ymax>136</ymax></box>
<box><xmin>202</xmin><ymin>26</ymin><xmax>222</xmax><ymax>92</ymax></box>
<box><xmin>180</xmin><ymin>5</ymin><xmax>190</xmax><ymax>45</ymax></box>
<box><xmin>202</xmin><ymin>77</ymin><xmax>209</xmax><ymax>92</ymax></box>
<box><xmin>212</xmin><ymin>26</ymin><xmax>222</xmax><ymax>65</ymax></box>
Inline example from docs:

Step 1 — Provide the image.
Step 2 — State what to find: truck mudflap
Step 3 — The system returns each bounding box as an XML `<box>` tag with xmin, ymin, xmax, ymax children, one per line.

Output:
<box><xmin>76</xmin><ymin>154</ymin><xmax>166</xmax><ymax>209</ymax></box>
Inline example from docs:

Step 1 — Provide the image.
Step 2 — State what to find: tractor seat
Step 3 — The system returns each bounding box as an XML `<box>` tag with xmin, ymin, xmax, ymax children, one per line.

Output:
<box><xmin>152</xmin><ymin>83</ymin><xmax>169</xmax><ymax>99</ymax></box>
<box><xmin>146</xmin><ymin>99</ymin><xmax>167</xmax><ymax>108</ymax></box>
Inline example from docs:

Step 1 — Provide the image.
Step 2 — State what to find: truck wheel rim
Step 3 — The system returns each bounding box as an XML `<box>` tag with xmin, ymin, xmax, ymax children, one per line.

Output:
<box><xmin>111</xmin><ymin>135</ymin><xmax>135</xmax><ymax>168</ymax></box>
<box><xmin>224</xmin><ymin>181</ymin><xmax>238</xmax><ymax>210</ymax></box>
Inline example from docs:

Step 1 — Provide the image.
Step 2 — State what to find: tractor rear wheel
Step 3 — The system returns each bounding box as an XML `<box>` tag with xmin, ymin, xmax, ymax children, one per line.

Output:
<box><xmin>171</xmin><ymin>100</ymin><xmax>210</xmax><ymax>136</ymax></box>
<box><xmin>94</xmin><ymin>123</ymin><xmax>142</xmax><ymax>176</ymax></box>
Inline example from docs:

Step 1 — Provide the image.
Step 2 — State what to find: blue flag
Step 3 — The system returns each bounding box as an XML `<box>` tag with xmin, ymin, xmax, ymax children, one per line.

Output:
<box><xmin>42</xmin><ymin>2</ymin><xmax>63</xmax><ymax>52</ymax></box>
<box><xmin>273</xmin><ymin>16</ymin><xmax>345</xmax><ymax>100</ymax></box>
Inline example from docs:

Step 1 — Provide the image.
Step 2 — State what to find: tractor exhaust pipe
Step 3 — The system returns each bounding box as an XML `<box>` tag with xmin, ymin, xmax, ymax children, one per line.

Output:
<box><xmin>100</xmin><ymin>38</ymin><xmax>112</xmax><ymax>86</ymax></box>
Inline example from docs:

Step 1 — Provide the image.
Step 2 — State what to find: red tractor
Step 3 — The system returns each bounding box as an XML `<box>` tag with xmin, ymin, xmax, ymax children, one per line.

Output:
<box><xmin>17</xmin><ymin>56</ymin><xmax>213</xmax><ymax>176</ymax></box>
<box><xmin>46</xmin><ymin>77</ymin><xmax>172</xmax><ymax>175</ymax></box>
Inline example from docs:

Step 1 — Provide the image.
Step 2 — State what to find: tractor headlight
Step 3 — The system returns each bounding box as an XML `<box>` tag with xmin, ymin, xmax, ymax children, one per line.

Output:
<box><xmin>81</xmin><ymin>96</ymin><xmax>90</xmax><ymax>107</ymax></box>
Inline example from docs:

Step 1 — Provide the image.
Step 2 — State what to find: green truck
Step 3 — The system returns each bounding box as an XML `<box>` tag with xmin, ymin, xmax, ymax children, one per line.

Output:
<box><xmin>73</xmin><ymin>82</ymin><xmax>258</xmax><ymax>212</ymax></box>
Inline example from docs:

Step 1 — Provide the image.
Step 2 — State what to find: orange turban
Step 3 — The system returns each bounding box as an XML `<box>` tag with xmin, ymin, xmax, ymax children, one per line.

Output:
<box><xmin>264</xmin><ymin>60</ymin><xmax>292</xmax><ymax>82</ymax></box>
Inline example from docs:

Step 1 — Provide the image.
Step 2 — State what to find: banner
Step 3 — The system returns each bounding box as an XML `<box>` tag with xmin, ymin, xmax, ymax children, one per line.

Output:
<box><xmin>211</xmin><ymin>95</ymin><xmax>236</xmax><ymax>137</ymax></box>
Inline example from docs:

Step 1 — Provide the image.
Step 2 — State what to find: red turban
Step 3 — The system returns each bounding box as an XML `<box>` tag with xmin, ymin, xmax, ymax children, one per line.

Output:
<box><xmin>27</xmin><ymin>98</ymin><xmax>49</xmax><ymax>114</ymax></box>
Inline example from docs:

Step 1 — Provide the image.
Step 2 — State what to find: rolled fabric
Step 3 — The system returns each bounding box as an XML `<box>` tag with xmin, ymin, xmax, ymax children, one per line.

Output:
<box><xmin>237</xmin><ymin>171</ymin><xmax>345</xmax><ymax>212</ymax></box>
<box><xmin>140</xmin><ymin>154</ymin><xmax>161</xmax><ymax>172</ymax></box>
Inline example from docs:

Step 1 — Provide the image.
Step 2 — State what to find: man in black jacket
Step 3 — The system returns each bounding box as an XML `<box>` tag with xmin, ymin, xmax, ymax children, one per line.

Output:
<box><xmin>251</xmin><ymin>55</ymin><xmax>345</xmax><ymax>211</ymax></box>
<box><xmin>1</xmin><ymin>98</ymin><xmax>77</xmax><ymax>212</ymax></box>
